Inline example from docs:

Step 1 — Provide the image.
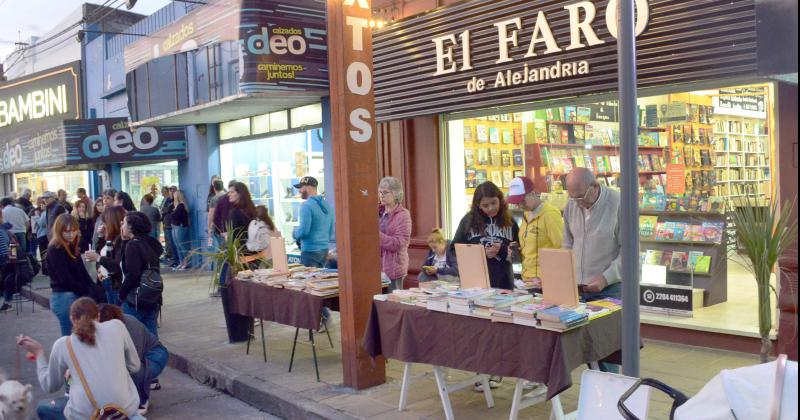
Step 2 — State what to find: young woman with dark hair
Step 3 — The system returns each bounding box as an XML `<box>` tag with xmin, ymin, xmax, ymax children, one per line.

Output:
<box><xmin>226</xmin><ymin>181</ymin><xmax>256</xmax><ymax>243</ymax></box>
<box><xmin>17</xmin><ymin>297</ymin><xmax>143</xmax><ymax>420</ymax></box>
<box><xmin>71</xmin><ymin>200</ymin><xmax>95</xmax><ymax>253</ymax></box>
<box><xmin>245</xmin><ymin>205</ymin><xmax>281</xmax><ymax>259</ymax></box>
<box><xmin>118</xmin><ymin>211</ymin><xmax>163</xmax><ymax>337</ymax></box>
<box><xmin>114</xmin><ymin>191</ymin><xmax>137</xmax><ymax>212</ymax></box>
<box><xmin>451</xmin><ymin>181</ymin><xmax>519</xmax><ymax>290</ymax></box>
<box><xmin>84</xmin><ymin>206</ymin><xmax>127</xmax><ymax>305</ymax></box>
<box><xmin>46</xmin><ymin>215</ymin><xmax>93</xmax><ymax>336</ymax></box>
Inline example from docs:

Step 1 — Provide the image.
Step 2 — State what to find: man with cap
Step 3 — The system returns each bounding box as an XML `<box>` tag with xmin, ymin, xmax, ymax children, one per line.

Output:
<box><xmin>506</xmin><ymin>177</ymin><xmax>563</xmax><ymax>288</ymax></box>
<box><xmin>43</xmin><ymin>191</ymin><xmax>66</xmax><ymax>241</ymax></box>
<box><xmin>292</xmin><ymin>176</ymin><xmax>334</xmax><ymax>268</ymax></box>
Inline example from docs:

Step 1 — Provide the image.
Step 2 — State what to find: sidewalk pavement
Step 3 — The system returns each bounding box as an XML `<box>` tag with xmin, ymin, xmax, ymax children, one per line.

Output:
<box><xmin>21</xmin><ymin>271</ymin><xmax>761</xmax><ymax>420</ymax></box>
<box><xmin>0</xmin><ymin>300</ymin><xmax>276</xmax><ymax>419</ymax></box>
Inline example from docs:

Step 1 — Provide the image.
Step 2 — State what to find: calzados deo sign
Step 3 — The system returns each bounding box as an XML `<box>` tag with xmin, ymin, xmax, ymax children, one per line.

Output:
<box><xmin>64</xmin><ymin>119</ymin><xmax>186</xmax><ymax>164</ymax></box>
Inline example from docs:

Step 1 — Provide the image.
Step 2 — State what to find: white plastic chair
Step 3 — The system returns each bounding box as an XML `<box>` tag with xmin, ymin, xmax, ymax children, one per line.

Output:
<box><xmin>568</xmin><ymin>369</ymin><xmax>650</xmax><ymax>420</ymax></box>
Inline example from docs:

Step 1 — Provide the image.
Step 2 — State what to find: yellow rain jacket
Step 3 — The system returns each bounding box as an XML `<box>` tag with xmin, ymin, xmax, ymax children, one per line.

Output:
<box><xmin>519</xmin><ymin>201</ymin><xmax>564</xmax><ymax>279</ymax></box>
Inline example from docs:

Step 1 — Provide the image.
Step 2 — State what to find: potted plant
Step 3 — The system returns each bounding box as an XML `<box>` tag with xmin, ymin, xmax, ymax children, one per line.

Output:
<box><xmin>731</xmin><ymin>197</ymin><xmax>797</xmax><ymax>363</ymax></box>
<box><xmin>190</xmin><ymin>223</ymin><xmax>253</xmax><ymax>343</ymax></box>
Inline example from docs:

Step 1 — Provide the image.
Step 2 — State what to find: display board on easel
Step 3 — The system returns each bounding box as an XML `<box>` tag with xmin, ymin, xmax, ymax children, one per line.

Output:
<box><xmin>455</xmin><ymin>244</ymin><xmax>490</xmax><ymax>289</ymax></box>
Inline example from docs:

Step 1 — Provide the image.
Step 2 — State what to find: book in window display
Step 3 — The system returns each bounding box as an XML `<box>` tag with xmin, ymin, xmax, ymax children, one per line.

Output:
<box><xmin>502</xmin><ymin>170</ymin><xmax>514</xmax><ymax>188</ymax></box>
<box><xmin>639</xmin><ymin>215</ymin><xmax>659</xmax><ymax>240</ymax></box>
<box><xmin>533</xmin><ymin>121</ymin><xmax>547</xmax><ymax>143</ymax></box>
<box><xmin>464</xmin><ymin>149</ymin><xmax>475</xmax><ymax>167</ymax></box>
<box><xmin>564</xmin><ymin>106</ymin><xmax>577</xmax><ymax>122</ymax></box>
<box><xmin>512</xmin><ymin>149</ymin><xmax>523</xmax><ymax>166</ymax></box>
<box><xmin>701</xmin><ymin>222</ymin><xmax>724</xmax><ymax>243</ymax></box>
<box><xmin>489</xmin><ymin>127</ymin><xmax>500</xmax><ymax>144</ymax></box>
<box><xmin>688</xmin><ymin>251</ymin><xmax>704</xmax><ymax>271</ymax></box>
<box><xmin>501</xmin><ymin>150</ymin><xmax>511</xmax><ymax>166</ymax></box>
<box><xmin>513</xmin><ymin>128</ymin><xmax>523</xmax><ymax>145</ymax></box>
<box><xmin>513</xmin><ymin>169</ymin><xmax>524</xmax><ymax>178</ymax></box>
<box><xmin>574</xmin><ymin>125</ymin><xmax>585</xmax><ymax>144</ymax></box>
<box><xmin>548</xmin><ymin>125</ymin><xmax>561</xmax><ymax>143</ymax></box>
<box><xmin>477</xmin><ymin>125</ymin><xmax>489</xmax><ymax>143</ymax></box>
<box><xmin>577</xmin><ymin>106</ymin><xmax>591</xmax><ymax>123</ymax></box>
<box><xmin>476</xmin><ymin>169</ymin><xmax>488</xmax><ymax>185</ymax></box>
<box><xmin>465</xmin><ymin>170</ymin><xmax>477</xmax><ymax>188</ymax></box>
<box><xmin>670</xmin><ymin>251</ymin><xmax>689</xmax><ymax>271</ymax></box>
<box><xmin>560</xmin><ymin>128</ymin><xmax>570</xmax><ymax>144</ymax></box>
<box><xmin>660</xmin><ymin>250</ymin><xmax>673</xmax><ymax>266</ymax></box>
<box><xmin>477</xmin><ymin>148</ymin><xmax>489</xmax><ymax>165</ymax></box>
<box><xmin>645</xmin><ymin>249</ymin><xmax>663</xmax><ymax>265</ymax></box>
<box><xmin>490</xmin><ymin>170</ymin><xmax>503</xmax><ymax>187</ymax></box>
<box><xmin>502</xmin><ymin>129</ymin><xmax>513</xmax><ymax>144</ymax></box>
<box><xmin>464</xmin><ymin>125</ymin><xmax>474</xmax><ymax>143</ymax></box>
<box><xmin>694</xmin><ymin>255</ymin><xmax>711</xmax><ymax>274</ymax></box>
<box><xmin>490</xmin><ymin>149</ymin><xmax>502</xmax><ymax>166</ymax></box>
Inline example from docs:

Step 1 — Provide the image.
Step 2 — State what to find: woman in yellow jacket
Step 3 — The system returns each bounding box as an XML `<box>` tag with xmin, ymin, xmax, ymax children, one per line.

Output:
<box><xmin>506</xmin><ymin>177</ymin><xmax>564</xmax><ymax>286</ymax></box>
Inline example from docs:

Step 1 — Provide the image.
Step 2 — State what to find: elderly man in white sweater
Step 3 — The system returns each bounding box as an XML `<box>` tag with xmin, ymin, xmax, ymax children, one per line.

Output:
<box><xmin>563</xmin><ymin>167</ymin><xmax>622</xmax><ymax>301</ymax></box>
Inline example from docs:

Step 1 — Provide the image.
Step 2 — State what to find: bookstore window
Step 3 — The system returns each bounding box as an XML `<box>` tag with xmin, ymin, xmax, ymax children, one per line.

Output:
<box><xmin>444</xmin><ymin>83</ymin><xmax>775</xmax><ymax>338</ymax></box>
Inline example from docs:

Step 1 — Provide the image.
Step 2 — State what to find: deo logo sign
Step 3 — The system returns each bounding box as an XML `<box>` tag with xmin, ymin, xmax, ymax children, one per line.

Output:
<box><xmin>83</xmin><ymin>125</ymin><xmax>160</xmax><ymax>159</ymax></box>
<box><xmin>244</xmin><ymin>27</ymin><xmax>308</xmax><ymax>56</ymax></box>
<box><xmin>1</xmin><ymin>143</ymin><xmax>23</xmax><ymax>171</ymax></box>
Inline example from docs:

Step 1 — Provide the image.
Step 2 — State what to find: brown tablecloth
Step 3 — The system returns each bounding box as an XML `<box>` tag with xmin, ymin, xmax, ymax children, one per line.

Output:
<box><xmin>362</xmin><ymin>300</ymin><xmax>623</xmax><ymax>400</ymax></box>
<box><xmin>228</xmin><ymin>279</ymin><xmax>339</xmax><ymax>330</ymax></box>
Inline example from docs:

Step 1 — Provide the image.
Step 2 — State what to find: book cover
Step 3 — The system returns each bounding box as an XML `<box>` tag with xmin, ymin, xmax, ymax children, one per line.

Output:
<box><xmin>477</xmin><ymin>148</ymin><xmax>489</xmax><ymax>165</ymax></box>
<box><xmin>576</xmin><ymin>106</ymin><xmax>591</xmax><ymax>123</ymax></box>
<box><xmin>512</xmin><ymin>149</ymin><xmax>523</xmax><ymax>166</ymax></box>
<box><xmin>476</xmin><ymin>169</ymin><xmax>488</xmax><ymax>185</ymax></box>
<box><xmin>688</xmin><ymin>251</ymin><xmax>704</xmax><ymax>271</ymax></box>
<box><xmin>672</xmin><ymin>222</ymin><xmax>688</xmax><ymax>241</ymax></box>
<box><xmin>465</xmin><ymin>169</ymin><xmax>477</xmax><ymax>188</ymax></box>
<box><xmin>609</xmin><ymin>156</ymin><xmax>621</xmax><ymax>172</ymax></box>
<box><xmin>491</xmin><ymin>149</ymin><xmax>502</xmax><ymax>166</ymax></box>
<box><xmin>560</xmin><ymin>129</ymin><xmax>570</xmax><ymax>144</ymax></box>
<box><xmin>655</xmin><ymin>222</ymin><xmax>674</xmax><ymax>240</ymax></box>
<box><xmin>534</xmin><ymin>121</ymin><xmax>547</xmax><ymax>144</ymax></box>
<box><xmin>464</xmin><ymin>149</ymin><xmax>475</xmax><ymax>167</ymax></box>
<box><xmin>694</xmin><ymin>256</ymin><xmax>712</xmax><ymax>274</ymax></box>
<box><xmin>639</xmin><ymin>215</ymin><xmax>659</xmax><ymax>240</ymax></box>
<box><xmin>477</xmin><ymin>125</ymin><xmax>489</xmax><ymax>143</ymax></box>
<box><xmin>660</xmin><ymin>250</ymin><xmax>673</xmax><ymax>266</ymax></box>
<box><xmin>645</xmin><ymin>249</ymin><xmax>664</xmax><ymax>265</ymax></box>
<box><xmin>670</xmin><ymin>252</ymin><xmax>689</xmax><ymax>271</ymax></box>
<box><xmin>685</xmin><ymin>224</ymin><xmax>704</xmax><ymax>242</ymax></box>
<box><xmin>574</xmin><ymin>125</ymin><xmax>585</xmax><ymax>143</ymax></box>
<box><xmin>490</xmin><ymin>170</ymin><xmax>503</xmax><ymax>187</ymax></box>
<box><xmin>548</xmin><ymin>124</ymin><xmax>561</xmax><ymax>143</ymax></box>
<box><xmin>502</xmin><ymin>129</ymin><xmax>513</xmax><ymax>144</ymax></box>
<box><xmin>513</xmin><ymin>128</ymin><xmax>523</xmax><ymax>145</ymax></box>
<box><xmin>564</xmin><ymin>106</ymin><xmax>577</xmax><ymax>122</ymax></box>
<box><xmin>585</xmin><ymin>125</ymin><xmax>595</xmax><ymax>144</ymax></box>
<box><xmin>502</xmin><ymin>170</ymin><xmax>514</xmax><ymax>188</ymax></box>
<box><xmin>513</xmin><ymin>170</ymin><xmax>523</xmax><ymax>178</ymax></box>
<box><xmin>701</xmin><ymin>222</ymin><xmax>724</xmax><ymax>243</ymax></box>
<box><xmin>464</xmin><ymin>126</ymin><xmax>474</xmax><ymax>143</ymax></box>
<box><xmin>595</xmin><ymin>156</ymin><xmax>607</xmax><ymax>173</ymax></box>
<box><xmin>501</xmin><ymin>150</ymin><xmax>511</xmax><ymax>166</ymax></box>
<box><xmin>489</xmin><ymin>127</ymin><xmax>500</xmax><ymax>144</ymax></box>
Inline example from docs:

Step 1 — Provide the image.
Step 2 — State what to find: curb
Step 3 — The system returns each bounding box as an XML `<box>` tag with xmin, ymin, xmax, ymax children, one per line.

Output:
<box><xmin>24</xmin><ymin>287</ymin><xmax>359</xmax><ymax>420</ymax></box>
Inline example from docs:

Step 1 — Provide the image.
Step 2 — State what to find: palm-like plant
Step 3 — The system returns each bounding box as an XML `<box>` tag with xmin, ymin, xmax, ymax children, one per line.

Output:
<box><xmin>188</xmin><ymin>222</ymin><xmax>249</xmax><ymax>290</ymax></box>
<box><xmin>731</xmin><ymin>196</ymin><xmax>797</xmax><ymax>363</ymax></box>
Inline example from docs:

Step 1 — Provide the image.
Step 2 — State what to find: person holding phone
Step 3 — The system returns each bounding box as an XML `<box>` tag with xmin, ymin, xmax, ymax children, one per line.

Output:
<box><xmin>418</xmin><ymin>228</ymin><xmax>459</xmax><ymax>284</ymax></box>
<box><xmin>451</xmin><ymin>181</ymin><xmax>519</xmax><ymax>291</ymax></box>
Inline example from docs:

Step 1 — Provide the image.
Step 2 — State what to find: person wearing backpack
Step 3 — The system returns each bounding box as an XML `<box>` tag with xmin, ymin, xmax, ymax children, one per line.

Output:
<box><xmin>119</xmin><ymin>211</ymin><xmax>164</xmax><ymax>337</ymax></box>
<box><xmin>245</xmin><ymin>205</ymin><xmax>281</xmax><ymax>259</ymax></box>
<box><xmin>17</xmin><ymin>297</ymin><xmax>144</xmax><ymax>420</ymax></box>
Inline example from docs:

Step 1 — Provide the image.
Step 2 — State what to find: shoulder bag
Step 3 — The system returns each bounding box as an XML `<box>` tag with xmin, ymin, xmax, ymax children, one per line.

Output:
<box><xmin>66</xmin><ymin>337</ymin><xmax>130</xmax><ymax>420</ymax></box>
<box><xmin>125</xmin><ymin>239</ymin><xmax>163</xmax><ymax>311</ymax></box>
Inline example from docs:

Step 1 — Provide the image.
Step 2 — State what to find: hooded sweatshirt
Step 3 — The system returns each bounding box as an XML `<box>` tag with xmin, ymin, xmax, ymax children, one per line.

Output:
<box><xmin>119</xmin><ymin>235</ymin><xmax>164</xmax><ymax>304</ymax></box>
<box><xmin>293</xmin><ymin>196</ymin><xmax>334</xmax><ymax>253</ymax></box>
<box><xmin>519</xmin><ymin>201</ymin><xmax>564</xmax><ymax>279</ymax></box>
<box><xmin>451</xmin><ymin>211</ymin><xmax>519</xmax><ymax>290</ymax></box>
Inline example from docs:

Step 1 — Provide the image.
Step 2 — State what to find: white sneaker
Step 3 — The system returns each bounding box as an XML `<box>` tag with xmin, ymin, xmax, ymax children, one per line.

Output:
<box><xmin>138</xmin><ymin>400</ymin><xmax>150</xmax><ymax>416</ymax></box>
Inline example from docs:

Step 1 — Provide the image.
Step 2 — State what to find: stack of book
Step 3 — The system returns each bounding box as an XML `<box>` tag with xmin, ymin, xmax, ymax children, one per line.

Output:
<box><xmin>534</xmin><ymin>305</ymin><xmax>589</xmax><ymax>332</ymax></box>
<box><xmin>584</xmin><ymin>298</ymin><xmax>622</xmax><ymax>320</ymax></box>
<box><xmin>511</xmin><ymin>302</ymin><xmax>554</xmax><ymax>327</ymax></box>
<box><xmin>447</xmin><ymin>288</ymin><xmax>495</xmax><ymax>316</ymax></box>
<box><xmin>473</xmin><ymin>293</ymin><xmax>527</xmax><ymax>319</ymax></box>
<box><xmin>305</xmin><ymin>279</ymin><xmax>340</xmax><ymax>297</ymax></box>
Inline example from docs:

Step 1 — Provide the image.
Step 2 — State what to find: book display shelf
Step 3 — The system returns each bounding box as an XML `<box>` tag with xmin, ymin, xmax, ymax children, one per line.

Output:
<box><xmin>462</xmin><ymin>115</ymin><xmax>526</xmax><ymax>199</ymax></box>
<box><xmin>639</xmin><ymin>211</ymin><xmax>728</xmax><ymax>307</ymax></box>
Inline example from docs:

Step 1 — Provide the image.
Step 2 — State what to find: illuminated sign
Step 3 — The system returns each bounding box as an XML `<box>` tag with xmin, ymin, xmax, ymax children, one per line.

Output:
<box><xmin>0</xmin><ymin>62</ymin><xmax>81</xmax><ymax>134</ymax></box>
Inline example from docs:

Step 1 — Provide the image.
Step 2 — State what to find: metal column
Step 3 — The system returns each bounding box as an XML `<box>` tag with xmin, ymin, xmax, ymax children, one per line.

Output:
<box><xmin>618</xmin><ymin>0</ymin><xmax>641</xmax><ymax>377</ymax></box>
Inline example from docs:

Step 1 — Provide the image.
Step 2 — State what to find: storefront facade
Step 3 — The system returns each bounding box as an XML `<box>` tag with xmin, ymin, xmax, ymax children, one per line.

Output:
<box><xmin>122</xmin><ymin>0</ymin><xmax>331</xmax><ymax>251</ymax></box>
<box><xmin>371</xmin><ymin>0</ymin><xmax>798</xmax><ymax>353</ymax></box>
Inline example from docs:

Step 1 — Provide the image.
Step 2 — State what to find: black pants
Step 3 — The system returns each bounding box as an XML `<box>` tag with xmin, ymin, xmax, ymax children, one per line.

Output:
<box><xmin>37</xmin><ymin>236</ymin><xmax>49</xmax><ymax>275</ymax></box>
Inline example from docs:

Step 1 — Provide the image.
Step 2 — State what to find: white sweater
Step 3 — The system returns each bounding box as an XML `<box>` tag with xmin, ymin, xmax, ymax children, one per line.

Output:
<box><xmin>36</xmin><ymin>320</ymin><xmax>141</xmax><ymax>420</ymax></box>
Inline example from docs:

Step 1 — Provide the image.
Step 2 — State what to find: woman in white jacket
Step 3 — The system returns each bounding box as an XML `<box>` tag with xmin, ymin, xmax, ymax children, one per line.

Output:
<box><xmin>246</xmin><ymin>206</ymin><xmax>281</xmax><ymax>260</ymax></box>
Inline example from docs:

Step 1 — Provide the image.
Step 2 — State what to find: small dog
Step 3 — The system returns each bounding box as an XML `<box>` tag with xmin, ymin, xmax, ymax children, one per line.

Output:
<box><xmin>0</xmin><ymin>380</ymin><xmax>33</xmax><ymax>420</ymax></box>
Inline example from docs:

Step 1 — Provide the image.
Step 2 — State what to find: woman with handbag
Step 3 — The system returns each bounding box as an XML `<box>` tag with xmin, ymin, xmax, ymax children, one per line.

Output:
<box><xmin>17</xmin><ymin>297</ymin><xmax>145</xmax><ymax>420</ymax></box>
<box><xmin>46</xmin><ymin>214</ymin><xmax>97</xmax><ymax>336</ymax></box>
<box><xmin>119</xmin><ymin>211</ymin><xmax>163</xmax><ymax>337</ymax></box>
<box><xmin>85</xmin><ymin>206</ymin><xmax>126</xmax><ymax>305</ymax></box>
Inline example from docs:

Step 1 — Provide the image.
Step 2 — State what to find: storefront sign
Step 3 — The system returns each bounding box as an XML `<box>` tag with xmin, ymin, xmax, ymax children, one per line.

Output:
<box><xmin>0</xmin><ymin>62</ymin><xmax>81</xmax><ymax>135</ymax></box>
<box><xmin>373</xmin><ymin>0</ymin><xmax>759</xmax><ymax>121</ymax></box>
<box><xmin>0</xmin><ymin>125</ymin><xmax>66</xmax><ymax>173</ymax></box>
<box><xmin>124</xmin><ymin>0</ymin><xmax>327</xmax><ymax>92</ymax></box>
<box><xmin>64</xmin><ymin>119</ymin><xmax>186</xmax><ymax>164</ymax></box>
<box><xmin>717</xmin><ymin>88</ymin><xmax>766</xmax><ymax>113</ymax></box>
<box><xmin>666</xmin><ymin>164</ymin><xmax>686</xmax><ymax>195</ymax></box>
<box><xmin>640</xmin><ymin>284</ymin><xmax>693</xmax><ymax>315</ymax></box>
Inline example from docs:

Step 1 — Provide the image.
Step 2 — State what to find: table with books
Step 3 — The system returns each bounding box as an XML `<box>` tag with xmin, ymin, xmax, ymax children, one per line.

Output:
<box><xmin>362</xmin><ymin>285</ymin><xmax>623</xmax><ymax>420</ymax></box>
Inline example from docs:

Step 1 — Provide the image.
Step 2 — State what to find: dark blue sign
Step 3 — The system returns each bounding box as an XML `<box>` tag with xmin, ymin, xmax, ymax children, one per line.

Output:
<box><xmin>64</xmin><ymin>119</ymin><xmax>186</xmax><ymax>164</ymax></box>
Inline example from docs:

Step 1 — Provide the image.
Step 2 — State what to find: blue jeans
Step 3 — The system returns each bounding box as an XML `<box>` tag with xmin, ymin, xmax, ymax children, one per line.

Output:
<box><xmin>51</xmin><ymin>292</ymin><xmax>78</xmax><ymax>336</ymax></box>
<box><xmin>150</xmin><ymin>223</ymin><xmax>160</xmax><ymax>242</ymax></box>
<box><xmin>101</xmin><ymin>278</ymin><xmax>121</xmax><ymax>306</ymax></box>
<box><xmin>580</xmin><ymin>282</ymin><xmax>622</xmax><ymax>302</ymax></box>
<box><xmin>163</xmin><ymin>227</ymin><xmax>175</xmax><ymax>262</ymax></box>
<box><xmin>300</xmin><ymin>250</ymin><xmax>328</xmax><ymax>268</ymax></box>
<box><xmin>37</xmin><ymin>397</ymin><xmax>147</xmax><ymax>420</ymax></box>
<box><xmin>123</xmin><ymin>301</ymin><xmax>159</xmax><ymax>338</ymax></box>
<box><xmin>133</xmin><ymin>344</ymin><xmax>168</xmax><ymax>404</ymax></box>
<box><xmin>172</xmin><ymin>225</ymin><xmax>191</xmax><ymax>267</ymax></box>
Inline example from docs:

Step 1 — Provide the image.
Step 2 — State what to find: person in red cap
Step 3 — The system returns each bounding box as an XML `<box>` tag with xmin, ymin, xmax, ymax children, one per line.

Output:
<box><xmin>506</xmin><ymin>177</ymin><xmax>563</xmax><ymax>289</ymax></box>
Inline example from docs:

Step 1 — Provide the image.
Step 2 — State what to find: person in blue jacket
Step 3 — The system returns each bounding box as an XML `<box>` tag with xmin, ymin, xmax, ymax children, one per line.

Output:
<box><xmin>292</xmin><ymin>177</ymin><xmax>334</xmax><ymax>268</ymax></box>
<box><xmin>418</xmin><ymin>228</ymin><xmax>460</xmax><ymax>283</ymax></box>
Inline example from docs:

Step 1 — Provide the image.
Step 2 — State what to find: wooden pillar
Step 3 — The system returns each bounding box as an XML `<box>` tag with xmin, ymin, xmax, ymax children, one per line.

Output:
<box><xmin>327</xmin><ymin>0</ymin><xmax>386</xmax><ymax>389</ymax></box>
